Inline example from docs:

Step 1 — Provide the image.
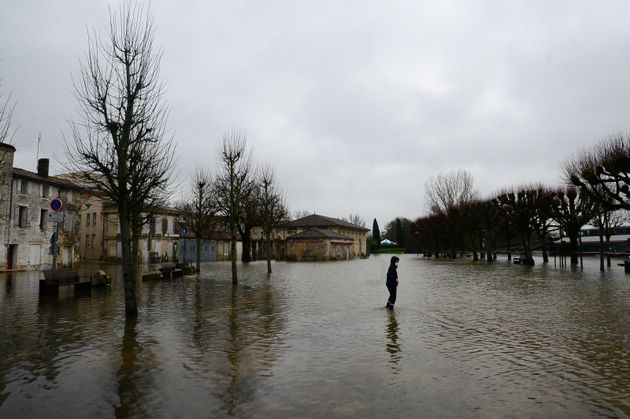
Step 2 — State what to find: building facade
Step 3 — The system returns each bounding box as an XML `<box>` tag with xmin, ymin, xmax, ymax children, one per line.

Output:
<box><xmin>280</xmin><ymin>214</ymin><xmax>369</xmax><ymax>261</ymax></box>
<box><xmin>0</xmin><ymin>144</ymin><xmax>88</xmax><ymax>270</ymax></box>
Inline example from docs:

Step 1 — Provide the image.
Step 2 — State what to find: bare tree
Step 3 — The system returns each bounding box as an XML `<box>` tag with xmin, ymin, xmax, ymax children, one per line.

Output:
<box><xmin>292</xmin><ymin>210</ymin><xmax>311</xmax><ymax>220</ymax></box>
<box><xmin>259</xmin><ymin>166</ymin><xmax>288</xmax><ymax>274</ymax></box>
<box><xmin>343</xmin><ymin>214</ymin><xmax>366</xmax><ymax>228</ymax></box>
<box><xmin>565</xmin><ymin>134</ymin><xmax>630</xmax><ymax>210</ymax></box>
<box><xmin>425</xmin><ymin>169</ymin><xmax>478</xmax><ymax>215</ymax></box>
<box><xmin>552</xmin><ymin>186</ymin><xmax>598</xmax><ymax>266</ymax></box>
<box><xmin>237</xmin><ymin>173</ymin><xmax>260</xmax><ymax>263</ymax></box>
<box><xmin>66</xmin><ymin>3</ymin><xmax>175</xmax><ymax>317</ymax></box>
<box><xmin>178</xmin><ymin>167</ymin><xmax>216</xmax><ymax>274</ymax></box>
<box><xmin>592</xmin><ymin>205</ymin><xmax>628</xmax><ymax>270</ymax></box>
<box><xmin>0</xmin><ymin>78</ymin><xmax>16</xmax><ymax>147</ymax></box>
<box><xmin>213</xmin><ymin>129</ymin><xmax>252</xmax><ymax>284</ymax></box>
<box><xmin>495</xmin><ymin>185</ymin><xmax>544</xmax><ymax>265</ymax></box>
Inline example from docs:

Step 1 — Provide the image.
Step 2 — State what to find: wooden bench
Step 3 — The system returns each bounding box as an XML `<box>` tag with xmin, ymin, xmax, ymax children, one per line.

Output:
<box><xmin>158</xmin><ymin>262</ymin><xmax>183</xmax><ymax>279</ymax></box>
<box><xmin>40</xmin><ymin>269</ymin><xmax>92</xmax><ymax>294</ymax></box>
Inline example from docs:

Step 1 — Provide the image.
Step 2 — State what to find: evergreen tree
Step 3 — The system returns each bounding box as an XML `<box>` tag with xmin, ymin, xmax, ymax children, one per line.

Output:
<box><xmin>372</xmin><ymin>218</ymin><xmax>381</xmax><ymax>242</ymax></box>
<box><xmin>396</xmin><ymin>218</ymin><xmax>405</xmax><ymax>247</ymax></box>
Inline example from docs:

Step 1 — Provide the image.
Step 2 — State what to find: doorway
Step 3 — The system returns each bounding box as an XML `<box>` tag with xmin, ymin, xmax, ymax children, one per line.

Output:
<box><xmin>6</xmin><ymin>244</ymin><xmax>16</xmax><ymax>269</ymax></box>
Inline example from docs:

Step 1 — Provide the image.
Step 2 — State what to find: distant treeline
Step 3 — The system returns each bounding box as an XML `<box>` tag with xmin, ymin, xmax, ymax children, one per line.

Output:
<box><xmin>377</xmin><ymin>135</ymin><xmax>630</xmax><ymax>271</ymax></box>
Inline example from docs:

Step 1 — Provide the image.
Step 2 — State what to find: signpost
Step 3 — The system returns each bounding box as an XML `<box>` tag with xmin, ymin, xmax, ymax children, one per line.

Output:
<box><xmin>49</xmin><ymin>198</ymin><xmax>63</xmax><ymax>270</ymax></box>
<box><xmin>50</xmin><ymin>198</ymin><xmax>63</xmax><ymax>212</ymax></box>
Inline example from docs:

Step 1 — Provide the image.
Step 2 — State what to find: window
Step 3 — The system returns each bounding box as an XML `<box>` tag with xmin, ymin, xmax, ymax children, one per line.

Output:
<box><xmin>162</xmin><ymin>218</ymin><xmax>168</xmax><ymax>235</ymax></box>
<box><xmin>92</xmin><ymin>212</ymin><xmax>97</xmax><ymax>226</ymax></box>
<box><xmin>18</xmin><ymin>206</ymin><xmax>28</xmax><ymax>228</ymax></box>
<box><xmin>86</xmin><ymin>213</ymin><xmax>91</xmax><ymax>226</ymax></box>
<box><xmin>39</xmin><ymin>209</ymin><xmax>48</xmax><ymax>230</ymax></box>
<box><xmin>85</xmin><ymin>234</ymin><xmax>90</xmax><ymax>249</ymax></box>
<box><xmin>42</xmin><ymin>184</ymin><xmax>49</xmax><ymax>198</ymax></box>
<box><xmin>223</xmin><ymin>242</ymin><xmax>229</xmax><ymax>256</ymax></box>
<box><xmin>66</xmin><ymin>191</ymin><xmax>73</xmax><ymax>203</ymax></box>
<box><xmin>20</xmin><ymin>180</ymin><xmax>28</xmax><ymax>194</ymax></box>
<box><xmin>91</xmin><ymin>234</ymin><xmax>96</xmax><ymax>250</ymax></box>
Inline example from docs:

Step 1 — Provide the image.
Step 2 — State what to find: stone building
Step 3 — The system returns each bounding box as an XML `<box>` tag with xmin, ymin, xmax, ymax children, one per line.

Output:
<box><xmin>99</xmin><ymin>204</ymin><xmax>182</xmax><ymax>263</ymax></box>
<box><xmin>0</xmin><ymin>144</ymin><xmax>87</xmax><ymax>269</ymax></box>
<box><xmin>281</xmin><ymin>214</ymin><xmax>369</xmax><ymax>261</ymax></box>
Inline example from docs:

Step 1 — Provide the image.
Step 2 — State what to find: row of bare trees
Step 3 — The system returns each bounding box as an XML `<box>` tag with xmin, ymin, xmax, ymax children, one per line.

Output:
<box><xmin>64</xmin><ymin>4</ymin><xmax>287</xmax><ymax>319</ymax></box>
<box><xmin>178</xmin><ymin>130</ymin><xmax>288</xmax><ymax>284</ymax></box>
<box><xmin>413</xmin><ymin>154</ymin><xmax>629</xmax><ymax>270</ymax></box>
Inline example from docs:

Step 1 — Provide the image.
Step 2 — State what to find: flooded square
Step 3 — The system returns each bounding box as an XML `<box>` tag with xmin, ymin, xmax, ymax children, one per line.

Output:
<box><xmin>1</xmin><ymin>254</ymin><xmax>630</xmax><ymax>418</ymax></box>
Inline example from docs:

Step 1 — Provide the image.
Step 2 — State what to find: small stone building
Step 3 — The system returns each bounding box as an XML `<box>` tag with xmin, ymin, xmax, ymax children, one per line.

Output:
<box><xmin>282</xmin><ymin>214</ymin><xmax>369</xmax><ymax>261</ymax></box>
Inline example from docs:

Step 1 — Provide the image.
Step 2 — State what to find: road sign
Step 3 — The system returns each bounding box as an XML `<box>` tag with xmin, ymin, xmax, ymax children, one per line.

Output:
<box><xmin>50</xmin><ymin>198</ymin><xmax>63</xmax><ymax>212</ymax></box>
<box><xmin>48</xmin><ymin>212</ymin><xmax>63</xmax><ymax>223</ymax></box>
<box><xmin>180</xmin><ymin>227</ymin><xmax>188</xmax><ymax>236</ymax></box>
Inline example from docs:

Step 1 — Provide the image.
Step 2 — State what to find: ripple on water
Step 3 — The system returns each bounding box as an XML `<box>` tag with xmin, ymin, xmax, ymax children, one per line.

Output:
<box><xmin>0</xmin><ymin>257</ymin><xmax>630</xmax><ymax>417</ymax></box>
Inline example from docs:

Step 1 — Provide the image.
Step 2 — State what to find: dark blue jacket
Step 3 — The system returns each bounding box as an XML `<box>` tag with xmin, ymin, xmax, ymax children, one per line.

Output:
<box><xmin>386</xmin><ymin>263</ymin><xmax>398</xmax><ymax>286</ymax></box>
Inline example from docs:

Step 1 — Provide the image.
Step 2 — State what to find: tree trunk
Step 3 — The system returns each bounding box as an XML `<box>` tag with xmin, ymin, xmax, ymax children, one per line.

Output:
<box><xmin>569</xmin><ymin>235</ymin><xmax>579</xmax><ymax>266</ymax></box>
<box><xmin>241</xmin><ymin>230</ymin><xmax>251</xmax><ymax>263</ymax></box>
<box><xmin>119</xmin><ymin>208</ymin><xmax>138</xmax><ymax>317</ymax></box>
<box><xmin>266</xmin><ymin>237</ymin><xmax>272</xmax><ymax>274</ymax></box>
<box><xmin>541</xmin><ymin>236</ymin><xmax>549</xmax><ymax>263</ymax></box>
<box><xmin>605</xmin><ymin>236</ymin><xmax>612</xmax><ymax>267</ymax></box>
<box><xmin>230</xmin><ymin>233</ymin><xmax>238</xmax><ymax>284</ymax></box>
<box><xmin>522</xmin><ymin>234</ymin><xmax>534</xmax><ymax>265</ymax></box>
<box><xmin>599</xmin><ymin>233</ymin><xmax>610</xmax><ymax>272</ymax></box>
<box><xmin>196</xmin><ymin>236</ymin><xmax>201</xmax><ymax>274</ymax></box>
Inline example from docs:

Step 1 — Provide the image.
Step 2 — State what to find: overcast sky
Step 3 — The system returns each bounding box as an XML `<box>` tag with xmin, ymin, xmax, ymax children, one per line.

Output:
<box><xmin>2</xmin><ymin>1</ymin><xmax>630</xmax><ymax>227</ymax></box>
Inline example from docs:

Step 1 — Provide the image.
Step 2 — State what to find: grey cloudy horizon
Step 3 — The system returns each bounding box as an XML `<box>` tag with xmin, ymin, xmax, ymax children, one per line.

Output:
<box><xmin>2</xmin><ymin>1</ymin><xmax>630</xmax><ymax>227</ymax></box>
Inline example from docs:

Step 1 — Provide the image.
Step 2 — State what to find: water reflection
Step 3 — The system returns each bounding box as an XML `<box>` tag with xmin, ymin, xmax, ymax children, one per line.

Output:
<box><xmin>385</xmin><ymin>310</ymin><xmax>401</xmax><ymax>374</ymax></box>
<box><xmin>114</xmin><ymin>317</ymin><xmax>154</xmax><ymax>419</ymax></box>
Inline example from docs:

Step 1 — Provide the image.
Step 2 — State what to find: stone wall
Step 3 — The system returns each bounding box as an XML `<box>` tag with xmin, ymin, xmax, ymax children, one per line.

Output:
<box><xmin>286</xmin><ymin>239</ymin><xmax>330</xmax><ymax>261</ymax></box>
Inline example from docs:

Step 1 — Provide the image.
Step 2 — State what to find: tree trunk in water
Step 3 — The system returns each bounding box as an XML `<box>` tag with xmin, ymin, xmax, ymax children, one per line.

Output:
<box><xmin>241</xmin><ymin>232</ymin><xmax>251</xmax><ymax>263</ymax></box>
<box><xmin>119</xmin><ymin>209</ymin><xmax>138</xmax><ymax>318</ymax></box>
<box><xmin>569</xmin><ymin>236</ymin><xmax>579</xmax><ymax>266</ymax></box>
<box><xmin>196</xmin><ymin>236</ymin><xmax>201</xmax><ymax>274</ymax></box>
<box><xmin>541</xmin><ymin>238</ymin><xmax>549</xmax><ymax>263</ymax></box>
<box><xmin>231</xmin><ymin>234</ymin><xmax>238</xmax><ymax>284</ymax></box>
<box><xmin>266</xmin><ymin>238</ymin><xmax>272</xmax><ymax>274</ymax></box>
<box><xmin>606</xmin><ymin>237</ymin><xmax>612</xmax><ymax>267</ymax></box>
<box><xmin>523</xmin><ymin>235</ymin><xmax>534</xmax><ymax>265</ymax></box>
<box><xmin>599</xmin><ymin>233</ymin><xmax>610</xmax><ymax>272</ymax></box>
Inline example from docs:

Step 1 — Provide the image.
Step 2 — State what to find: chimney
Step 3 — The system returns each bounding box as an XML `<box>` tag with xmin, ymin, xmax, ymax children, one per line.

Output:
<box><xmin>37</xmin><ymin>158</ymin><xmax>49</xmax><ymax>177</ymax></box>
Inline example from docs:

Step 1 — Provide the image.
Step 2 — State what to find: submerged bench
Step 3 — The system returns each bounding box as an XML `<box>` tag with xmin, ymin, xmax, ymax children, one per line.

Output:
<box><xmin>40</xmin><ymin>269</ymin><xmax>92</xmax><ymax>294</ymax></box>
<box><xmin>158</xmin><ymin>262</ymin><xmax>183</xmax><ymax>279</ymax></box>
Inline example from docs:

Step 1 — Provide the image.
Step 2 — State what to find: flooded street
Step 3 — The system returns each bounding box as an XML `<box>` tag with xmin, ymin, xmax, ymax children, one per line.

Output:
<box><xmin>1</xmin><ymin>254</ymin><xmax>630</xmax><ymax>418</ymax></box>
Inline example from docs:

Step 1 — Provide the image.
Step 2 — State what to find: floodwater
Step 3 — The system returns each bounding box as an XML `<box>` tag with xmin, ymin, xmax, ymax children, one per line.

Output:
<box><xmin>1</xmin><ymin>255</ymin><xmax>630</xmax><ymax>418</ymax></box>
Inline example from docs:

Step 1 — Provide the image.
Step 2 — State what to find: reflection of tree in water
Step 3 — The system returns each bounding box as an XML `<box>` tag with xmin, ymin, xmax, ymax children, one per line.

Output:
<box><xmin>0</xmin><ymin>271</ymin><xmax>118</xmax><ymax>410</ymax></box>
<box><xmin>114</xmin><ymin>317</ymin><xmax>156</xmax><ymax>418</ymax></box>
<box><xmin>223</xmin><ymin>282</ymin><xmax>286</xmax><ymax>415</ymax></box>
<box><xmin>386</xmin><ymin>311</ymin><xmax>401</xmax><ymax>374</ymax></box>
<box><xmin>187</xmin><ymin>277</ymin><xmax>287</xmax><ymax>417</ymax></box>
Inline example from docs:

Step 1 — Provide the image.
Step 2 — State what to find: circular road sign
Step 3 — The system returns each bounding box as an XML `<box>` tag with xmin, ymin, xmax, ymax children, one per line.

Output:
<box><xmin>50</xmin><ymin>198</ymin><xmax>63</xmax><ymax>212</ymax></box>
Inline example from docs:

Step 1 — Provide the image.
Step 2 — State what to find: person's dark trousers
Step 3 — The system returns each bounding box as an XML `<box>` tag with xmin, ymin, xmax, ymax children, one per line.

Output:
<box><xmin>386</xmin><ymin>284</ymin><xmax>397</xmax><ymax>307</ymax></box>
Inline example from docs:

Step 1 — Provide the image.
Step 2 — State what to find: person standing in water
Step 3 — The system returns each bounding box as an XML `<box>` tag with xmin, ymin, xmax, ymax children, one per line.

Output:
<box><xmin>385</xmin><ymin>256</ymin><xmax>399</xmax><ymax>309</ymax></box>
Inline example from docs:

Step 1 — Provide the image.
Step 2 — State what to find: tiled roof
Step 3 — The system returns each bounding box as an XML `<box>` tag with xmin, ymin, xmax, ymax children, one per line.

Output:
<box><xmin>284</xmin><ymin>214</ymin><xmax>369</xmax><ymax>231</ymax></box>
<box><xmin>287</xmin><ymin>227</ymin><xmax>353</xmax><ymax>241</ymax></box>
<box><xmin>13</xmin><ymin>168</ymin><xmax>84</xmax><ymax>190</ymax></box>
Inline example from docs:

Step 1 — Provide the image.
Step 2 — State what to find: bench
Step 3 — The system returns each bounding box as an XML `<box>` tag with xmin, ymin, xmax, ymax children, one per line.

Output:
<box><xmin>40</xmin><ymin>269</ymin><xmax>92</xmax><ymax>294</ymax></box>
<box><xmin>158</xmin><ymin>262</ymin><xmax>183</xmax><ymax>279</ymax></box>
